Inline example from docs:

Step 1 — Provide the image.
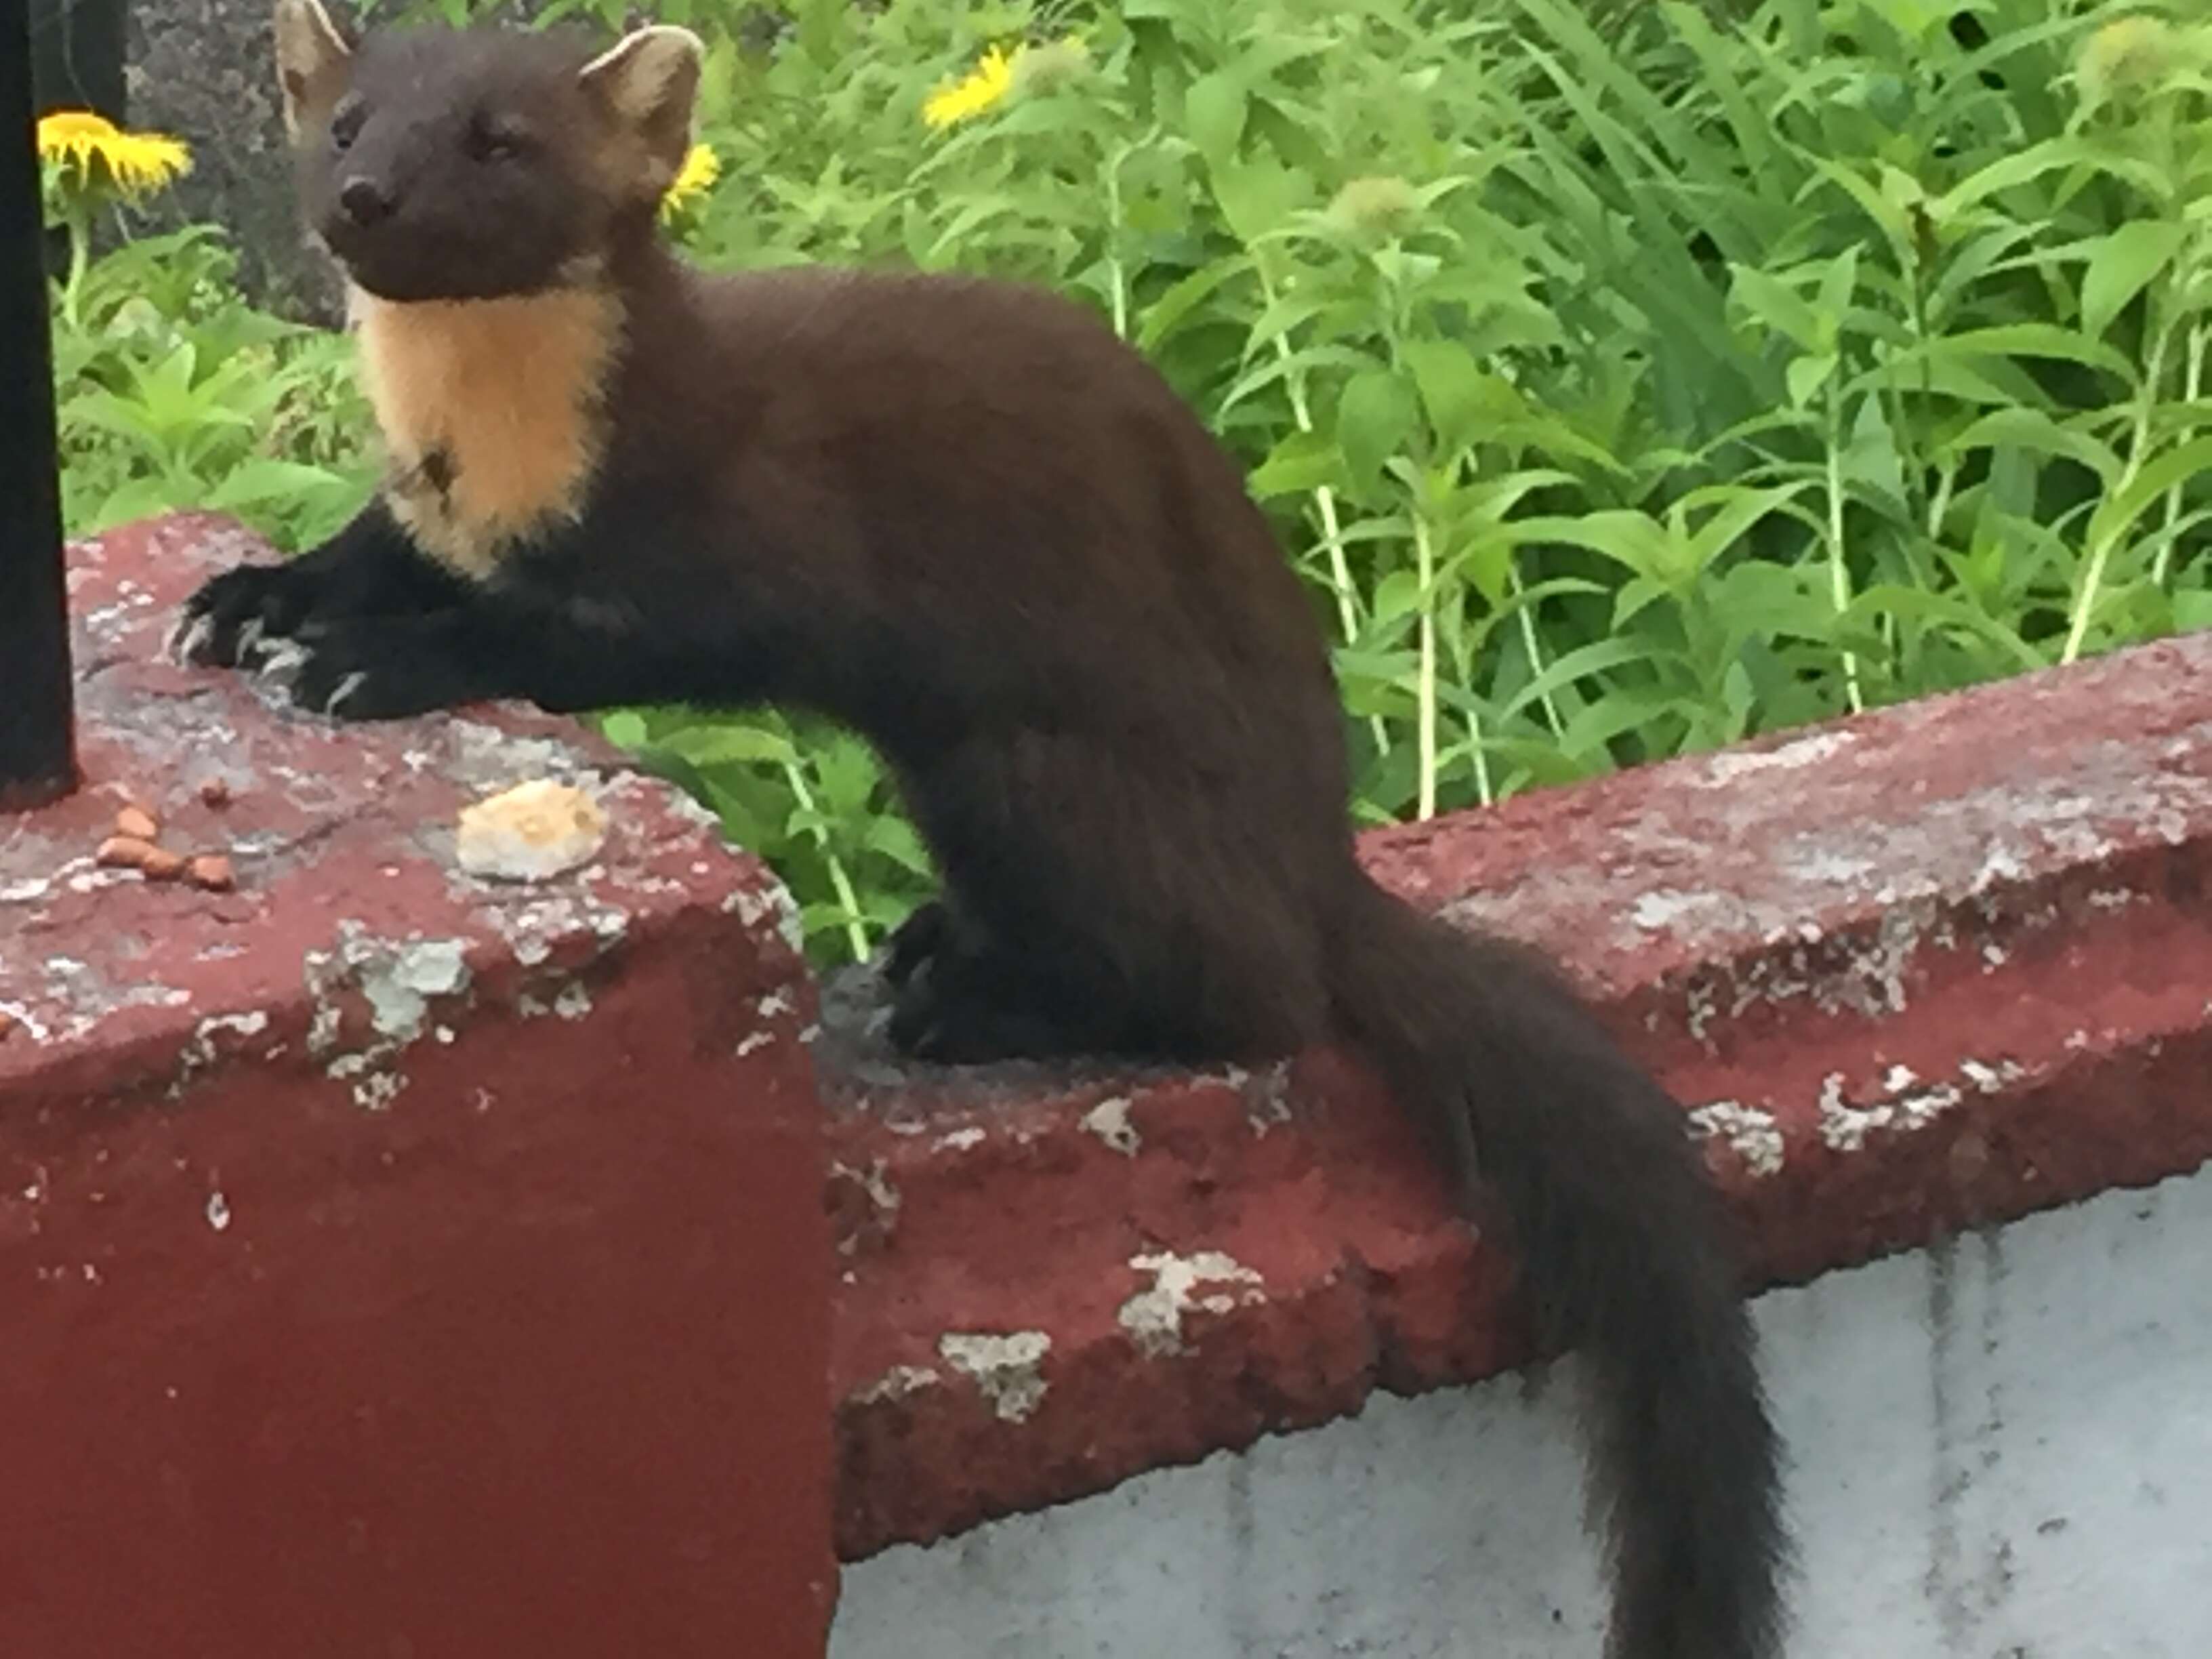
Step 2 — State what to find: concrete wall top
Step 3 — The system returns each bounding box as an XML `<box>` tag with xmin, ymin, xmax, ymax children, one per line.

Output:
<box><xmin>9</xmin><ymin>516</ymin><xmax>2205</xmax><ymax>1615</ymax></box>
<box><xmin>821</xmin><ymin>620</ymin><xmax>2212</xmax><ymax>1561</ymax></box>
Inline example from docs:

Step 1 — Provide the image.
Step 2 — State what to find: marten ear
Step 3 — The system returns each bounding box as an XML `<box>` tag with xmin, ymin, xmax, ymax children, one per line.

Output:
<box><xmin>272</xmin><ymin>0</ymin><xmax>353</xmax><ymax>140</ymax></box>
<box><xmin>579</xmin><ymin>25</ymin><xmax>703</xmax><ymax>197</ymax></box>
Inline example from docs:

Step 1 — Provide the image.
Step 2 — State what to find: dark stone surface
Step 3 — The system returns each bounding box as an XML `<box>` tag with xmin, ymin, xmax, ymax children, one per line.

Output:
<box><xmin>127</xmin><ymin>0</ymin><xmax>343</xmax><ymax>322</ymax></box>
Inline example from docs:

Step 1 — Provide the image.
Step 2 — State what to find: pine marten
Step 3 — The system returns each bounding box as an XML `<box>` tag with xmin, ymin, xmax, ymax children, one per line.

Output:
<box><xmin>176</xmin><ymin>5</ymin><xmax>1788</xmax><ymax>1652</ymax></box>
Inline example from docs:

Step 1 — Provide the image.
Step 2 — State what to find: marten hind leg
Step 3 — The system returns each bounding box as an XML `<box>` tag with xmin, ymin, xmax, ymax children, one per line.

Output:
<box><xmin>886</xmin><ymin>915</ymin><xmax>1128</xmax><ymax>1063</ymax></box>
<box><xmin>889</xmin><ymin>731</ymin><xmax>1332</xmax><ymax>1067</ymax></box>
<box><xmin>880</xmin><ymin>900</ymin><xmax>953</xmax><ymax>991</ymax></box>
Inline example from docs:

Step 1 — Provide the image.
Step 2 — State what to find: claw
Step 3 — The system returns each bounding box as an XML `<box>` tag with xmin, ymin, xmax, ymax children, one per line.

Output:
<box><xmin>234</xmin><ymin>617</ymin><xmax>266</xmax><ymax>661</ymax></box>
<box><xmin>167</xmin><ymin>612</ymin><xmax>215</xmax><ymax>667</ymax></box>
<box><xmin>324</xmin><ymin>670</ymin><xmax>367</xmax><ymax>715</ymax></box>
<box><xmin>256</xmin><ymin>640</ymin><xmax>308</xmax><ymax>682</ymax></box>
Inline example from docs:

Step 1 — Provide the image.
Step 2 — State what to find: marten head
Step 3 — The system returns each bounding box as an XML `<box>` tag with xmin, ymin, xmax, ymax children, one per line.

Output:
<box><xmin>270</xmin><ymin>0</ymin><xmax>700</xmax><ymax>302</ymax></box>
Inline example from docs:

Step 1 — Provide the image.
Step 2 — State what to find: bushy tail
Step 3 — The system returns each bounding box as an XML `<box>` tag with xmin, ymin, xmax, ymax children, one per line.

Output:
<box><xmin>1330</xmin><ymin>876</ymin><xmax>1786</xmax><ymax>1659</ymax></box>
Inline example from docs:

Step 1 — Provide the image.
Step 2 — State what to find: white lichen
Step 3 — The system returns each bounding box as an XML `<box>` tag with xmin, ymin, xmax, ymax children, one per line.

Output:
<box><xmin>1816</xmin><ymin>1057</ymin><xmax>2028</xmax><ymax>1153</ymax></box>
<box><xmin>831</xmin><ymin>1158</ymin><xmax>901</xmax><ymax>1255</ymax></box>
<box><xmin>1703</xmin><ymin>730</ymin><xmax>1855</xmax><ymax>782</ymax></box>
<box><xmin>1118</xmin><ymin>1250</ymin><xmax>1266</xmax><ymax>1358</ymax></box>
<box><xmin>1687</xmin><ymin>1100</ymin><xmax>1786</xmax><ymax>1177</ymax></box>
<box><xmin>1080</xmin><ymin>1096</ymin><xmax>1141</xmax><ymax>1157</ymax></box>
<box><xmin>937</xmin><ymin>1331</ymin><xmax>1051</xmax><ymax>1422</ymax></box>
<box><xmin>852</xmin><ymin>1364</ymin><xmax>941</xmax><ymax>1406</ymax></box>
<box><xmin>171</xmin><ymin>1010</ymin><xmax>272</xmax><ymax>1099</ymax></box>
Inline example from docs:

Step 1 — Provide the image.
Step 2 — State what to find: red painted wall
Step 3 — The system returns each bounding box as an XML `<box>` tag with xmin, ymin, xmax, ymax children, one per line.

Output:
<box><xmin>0</xmin><ymin>516</ymin><xmax>836</xmax><ymax>1658</ymax></box>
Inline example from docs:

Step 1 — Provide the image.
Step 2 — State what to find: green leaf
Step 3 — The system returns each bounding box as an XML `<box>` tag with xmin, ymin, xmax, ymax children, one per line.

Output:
<box><xmin>658</xmin><ymin>724</ymin><xmax>798</xmax><ymax>769</ymax></box>
<box><xmin>1728</xmin><ymin>264</ymin><xmax>1823</xmax><ymax>352</ymax></box>
<box><xmin>862</xmin><ymin>815</ymin><xmax>933</xmax><ymax>877</ymax></box>
<box><xmin>201</xmin><ymin>459</ymin><xmax>348</xmax><ymax>511</ymax></box>
<box><xmin>1248</xmin><ymin>429</ymin><xmax>1340</xmax><ymax>499</ymax></box>
<box><xmin>1785</xmin><ymin>353</ymin><xmax>1838</xmax><ymax>409</ymax></box>
<box><xmin>1209</xmin><ymin>155</ymin><xmax>1301</xmax><ymax>247</ymax></box>
<box><xmin>1510</xmin><ymin>510</ymin><xmax>1676</xmax><ymax>581</ymax></box>
<box><xmin>1944</xmin><ymin>409</ymin><xmax>2122</xmax><ymax>485</ymax></box>
<box><xmin>2081</xmin><ymin>221</ymin><xmax>2187</xmax><ymax>340</ymax></box>
<box><xmin>1186</xmin><ymin>72</ymin><xmax>1248</xmax><ymax>171</ymax></box>
<box><xmin>600</xmin><ymin>711</ymin><xmax>649</xmax><ymax>749</ymax></box>
<box><xmin>1400</xmin><ymin>338</ymin><xmax>1490</xmax><ymax>454</ymax></box>
<box><xmin>1136</xmin><ymin>255</ymin><xmax>1251</xmax><ymax>353</ymax></box>
<box><xmin>1498</xmin><ymin>636</ymin><xmax>1659</xmax><ymax>722</ymax></box>
<box><xmin>1936</xmin><ymin>136</ymin><xmax>2129</xmax><ymax>218</ymax></box>
<box><xmin>1334</xmin><ymin>371</ymin><xmax>1418</xmax><ymax>497</ymax></box>
<box><xmin>1901</xmin><ymin>325</ymin><xmax>2135</xmax><ymax>384</ymax></box>
<box><xmin>1839</xmin><ymin>394</ymin><xmax>1908</xmax><ymax>522</ymax></box>
<box><xmin>2087</xmin><ymin>435</ymin><xmax>2212</xmax><ymax>551</ymax></box>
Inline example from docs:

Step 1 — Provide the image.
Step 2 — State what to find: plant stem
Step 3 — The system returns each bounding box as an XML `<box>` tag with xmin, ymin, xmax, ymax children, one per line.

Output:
<box><xmin>1412</xmin><ymin>506</ymin><xmax>1439</xmax><ymax>819</ymax></box>
<box><xmin>1927</xmin><ymin>457</ymin><xmax>1956</xmax><ymax>543</ymax></box>
<box><xmin>60</xmin><ymin>205</ymin><xmax>89</xmax><ymax>330</ymax></box>
<box><xmin>2064</xmin><ymin>323</ymin><xmax>2171</xmax><ymax>665</ymax></box>
<box><xmin>1258</xmin><ymin>269</ymin><xmax>1389</xmax><ymax>756</ymax></box>
<box><xmin>1468</xmin><ymin>707</ymin><xmax>1494</xmax><ymax>808</ymax></box>
<box><xmin>1511</xmin><ymin>562</ymin><xmax>1565</xmax><ymax>739</ymax></box>
<box><xmin>780</xmin><ymin>758</ymin><xmax>871</xmax><ymax>962</ymax></box>
<box><xmin>1826</xmin><ymin>388</ymin><xmax>1863</xmax><ymax>713</ymax></box>
<box><xmin>2154</xmin><ymin>320</ymin><xmax>2205</xmax><ymax>590</ymax></box>
<box><xmin>1103</xmin><ymin>145</ymin><xmax>1128</xmax><ymax>341</ymax></box>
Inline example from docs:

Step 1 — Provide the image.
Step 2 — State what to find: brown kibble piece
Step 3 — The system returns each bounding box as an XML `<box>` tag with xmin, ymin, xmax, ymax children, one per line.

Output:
<box><xmin>186</xmin><ymin>854</ymin><xmax>236</xmax><ymax>892</ymax></box>
<box><xmin>0</xmin><ymin>1010</ymin><xmax>16</xmax><ymax>1042</ymax></box>
<box><xmin>140</xmin><ymin>847</ymin><xmax>188</xmax><ymax>882</ymax></box>
<box><xmin>115</xmin><ymin>805</ymin><xmax>160</xmax><ymax>841</ymax></box>
<box><xmin>198</xmin><ymin>777</ymin><xmax>231</xmax><ymax>808</ymax></box>
<box><xmin>97</xmin><ymin>835</ymin><xmax>158</xmax><ymax>869</ymax></box>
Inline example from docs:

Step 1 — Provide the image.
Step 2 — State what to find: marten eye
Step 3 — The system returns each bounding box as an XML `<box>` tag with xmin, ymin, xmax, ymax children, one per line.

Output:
<box><xmin>329</xmin><ymin>97</ymin><xmax>367</xmax><ymax>152</ymax></box>
<box><xmin>466</xmin><ymin>116</ymin><xmax>529</xmax><ymax>164</ymax></box>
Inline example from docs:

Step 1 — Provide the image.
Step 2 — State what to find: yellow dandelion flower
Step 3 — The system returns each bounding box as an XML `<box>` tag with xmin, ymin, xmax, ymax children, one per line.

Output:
<box><xmin>660</xmin><ymin>142</ymin><xmax>721</xmax><ymax>222</ymax></box>
<box><xmin>37</xmin><ymin>110</ymin><xmax>192</xmax><ymax>199</ymax></box>
<box><xmin>923</xmin><ymin>45</ymin><xmax>1017</xmax><ymax>130</ymax></box>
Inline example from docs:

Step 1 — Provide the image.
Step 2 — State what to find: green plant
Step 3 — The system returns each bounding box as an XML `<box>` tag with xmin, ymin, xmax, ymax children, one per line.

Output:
<box><xmin>49</xmin><ymin>0</ymin><xmax>2212</xmax><ymax>967</ymax></box>
<box><xmin>50</xmin><ymin>228</ymin><xmax>372</xmax><ymax>549</ymax></box>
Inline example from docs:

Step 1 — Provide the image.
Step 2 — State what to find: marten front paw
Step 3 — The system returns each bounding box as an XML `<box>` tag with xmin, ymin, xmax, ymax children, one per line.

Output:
<box><xmin>170</xmin><ymin>563</ymin><xmax>322</xmax><ymax>670</ymax></box>
<box><xmin>279</xmin><ymin>621</ymin><xmax>478</xmax><ymax>722</ymax></box>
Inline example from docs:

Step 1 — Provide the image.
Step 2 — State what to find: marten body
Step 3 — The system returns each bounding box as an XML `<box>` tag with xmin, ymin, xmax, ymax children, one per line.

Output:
<box><xmin>180</xmin><ymin>5</ymin><xmax>1787</xmax><ymax>1652</ymax></box>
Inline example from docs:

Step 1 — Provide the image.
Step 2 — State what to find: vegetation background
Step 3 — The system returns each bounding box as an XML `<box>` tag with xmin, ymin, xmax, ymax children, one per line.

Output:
<box><xmin>41</xmin><ymin>0</ymin><xmax>2212</xmax><ymax>962</ymax></box>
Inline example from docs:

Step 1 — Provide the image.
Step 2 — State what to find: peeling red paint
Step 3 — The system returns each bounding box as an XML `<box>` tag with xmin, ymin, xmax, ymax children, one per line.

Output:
<box><xmin>824</xmin><ymin>631</ymin><xmax>2212</xmax><ymax>1561</ymax></box>
<box><xmin>1</xmin><ymin>517</ymin><xmax>836</xmax><ymax>1657</ymax></box>
<box><xmin>9</xmin><ymin>516</ymin><xmax>2211</xmax><ymax>1606</ymax></box>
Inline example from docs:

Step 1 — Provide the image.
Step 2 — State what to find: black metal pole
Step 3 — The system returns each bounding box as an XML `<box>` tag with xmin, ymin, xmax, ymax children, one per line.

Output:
<box><xmin>1</xmin><ymin>0</ymin><xmax>77</xmax><ymax>808</ymax></box>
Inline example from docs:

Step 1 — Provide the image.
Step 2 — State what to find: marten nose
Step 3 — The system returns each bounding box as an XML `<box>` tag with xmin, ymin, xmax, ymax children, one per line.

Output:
<box><xmin>337</xmin><ymin>178</ymin><xmax>394</xmax><ymax>227</ymax></box>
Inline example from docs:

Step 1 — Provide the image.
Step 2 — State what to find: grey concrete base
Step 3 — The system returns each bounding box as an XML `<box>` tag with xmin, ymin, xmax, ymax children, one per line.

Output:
<box><xmin>832</xmin><ymin>1164</ymin><xmax>2212</xmax><ymax>1658</ymax></box>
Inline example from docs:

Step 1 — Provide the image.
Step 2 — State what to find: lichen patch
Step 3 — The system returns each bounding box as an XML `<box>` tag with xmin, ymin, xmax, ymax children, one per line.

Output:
<box><xmin>1687</xmin><ymin>1099</ymin><xmax>1787</xmax><ymax>1177</ymax></box>
<box><xmin>937</xmin><ymin>1332</ymin><xmax>1051</xmax><ymax>1422</ymax></box>
<box><xmin>1118</xmin><ymin>1250</ymin><xmax>1267</xmax><ymax>1358</ymax></box>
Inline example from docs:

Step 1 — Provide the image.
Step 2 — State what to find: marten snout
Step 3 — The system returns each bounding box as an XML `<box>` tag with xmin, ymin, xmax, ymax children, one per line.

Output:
<box><xmin>337</xmin><ymin>176</ymin><xmax>394</xmax><ymax>228</ymax></box>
